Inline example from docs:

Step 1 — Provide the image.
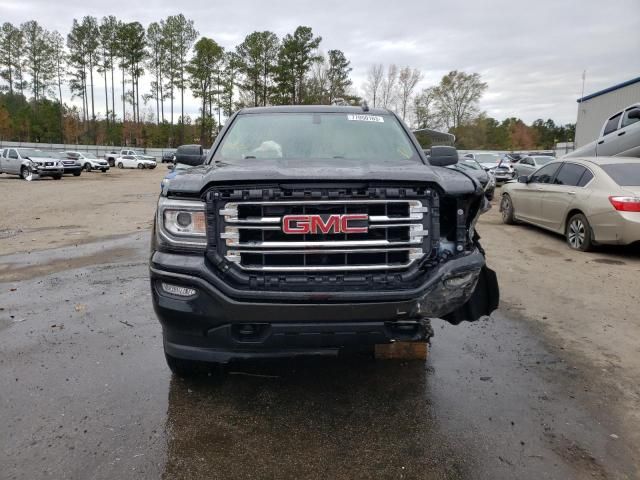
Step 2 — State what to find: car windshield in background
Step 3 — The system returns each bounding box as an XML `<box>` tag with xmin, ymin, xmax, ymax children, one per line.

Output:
<box><xmin>600</xmin><ymin>163</ymin><xmax>640</xmax><ymax>186</ymax></box>
<box><xmin>214</xmin><ymin>113</ymin><xmax>419</xmax><ymax>162</ymax></box>
<box><xmin>461</xmin><ymin>159</ymin><xmax>482</xmax><ymax>170</ymax></box>
<box><xmin>18</xmin><ymin>149</ymin><xmax>52</xmax><ymax>158</ymax></box>
<box><xmin>475</xmin><ymin>153</ymin><xmax>501</xmax><ymax>163</ymax></box>
<box><xmin>534</xmin><ymin>156</ymin><xmax>554</xmax><ymax>165</ymax></box>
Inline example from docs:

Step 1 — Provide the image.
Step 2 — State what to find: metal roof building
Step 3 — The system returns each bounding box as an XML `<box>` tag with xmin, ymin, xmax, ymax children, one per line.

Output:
<box><xmin>575</xmin><ymin>76</ymin><xmax>640</xmax><ymax>147</ymax></box>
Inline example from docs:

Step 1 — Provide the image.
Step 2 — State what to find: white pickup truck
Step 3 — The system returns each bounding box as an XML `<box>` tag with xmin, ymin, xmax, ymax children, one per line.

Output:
<box><xmin>105</xmin><ymin>149</ymin><xmax>155</xmax><ymax>167</ymax></box>
<box><xmin>566</xmin><ymin>103</ymin><xmax>640</xmax><ymax>158</ymax></box>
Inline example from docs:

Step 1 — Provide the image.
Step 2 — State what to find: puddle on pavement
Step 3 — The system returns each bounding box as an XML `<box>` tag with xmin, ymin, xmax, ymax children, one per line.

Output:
<box><xmin>591</xmin><ymin>258</ymin><xmax>626</xmax><ymax>266</ymax></box>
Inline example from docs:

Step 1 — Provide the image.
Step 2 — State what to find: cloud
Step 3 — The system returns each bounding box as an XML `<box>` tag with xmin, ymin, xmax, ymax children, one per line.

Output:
<box><xmin>3</xmin><ymin>0</ymin><xmax>638</xmax><ymax>124</ymax></box>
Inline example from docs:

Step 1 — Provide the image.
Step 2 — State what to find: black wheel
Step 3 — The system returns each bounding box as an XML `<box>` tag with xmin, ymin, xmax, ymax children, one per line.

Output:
<box><xmin>21</xmin><ymin>166</ymin><xmax>34</xmax><ymax>181</ymax></box>
<box><xmin>137</xmin><ymin>163</ymin><xmax>144</xmax><ymax>169</ymax></box>
<box><xmin>108</xmin><ymin>158</ymin><xmax>115</xmax><ymax>167</ymax></box>
<box><xmin>101</xmin><ymin>169</ymin><xmax>107</xmax><ymax>173</ymax></box>
<box><xmin>500</xmin><ymin>194</ymin><xmax>515</xmax><ymax>224</ymax></box>
<box><xmin>566</xmin><ymin>213</ymin><xmax>593</xmax><ymax>252</ymax></box>
<box><xmin>53</xmin><ymin>175</ymin><xmax>62</xmax><ymax>180</ymax></box>
<box><xmin>486</xmin><ymin>192</ymin><xmax>494</xmax><ymax>201</ymax></box>
<box><xmin>73</xmin><ymin>171</ymin><xmax>81</xmax><ymax>176</ymax></box>
<box><xmin>117</xmin><ymin>162</ymin><xmax>124</xmax><ymax>169</ymax></box>
<box><xmin>84</xmin><ymin>163</ymin><xmax>92</xmax><ymax>172</ymax></box>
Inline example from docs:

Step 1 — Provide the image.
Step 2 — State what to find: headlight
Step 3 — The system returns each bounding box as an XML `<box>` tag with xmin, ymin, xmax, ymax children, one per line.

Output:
<box><xmin>156</xmin><ymin>197</ymin><xmax>207</xmax><ymax>249</ymax></box>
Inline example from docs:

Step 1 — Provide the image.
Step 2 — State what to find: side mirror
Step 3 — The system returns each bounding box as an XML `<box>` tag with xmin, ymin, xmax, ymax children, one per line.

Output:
<box><xmin>429</xmin><ymin>145</ymin><xmax>458</xmax><ymax>167</ymax></box>
<box><xmin>628</xmin><ymin>108</ymin><xmax>640</xmax><ymax>120</ymax></box>
<box><xmin>517</xmin><ymin>175</ymin><xmax>529</xmax><ymax>183</ymax></box>
<box><xmin>175</xmin><ymin>144</ymin><xmax>205</xmax><ymax>166</ymax></box>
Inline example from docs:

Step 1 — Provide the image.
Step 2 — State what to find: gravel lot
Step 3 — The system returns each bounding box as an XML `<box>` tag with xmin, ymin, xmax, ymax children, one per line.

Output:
<box><xmin>1</xmin><ymin>171</ymin><xmax>639</xmax><ymax>478</ymax></box>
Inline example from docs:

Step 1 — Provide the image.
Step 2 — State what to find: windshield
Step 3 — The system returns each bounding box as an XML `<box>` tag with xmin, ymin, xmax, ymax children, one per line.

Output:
<box><xmin>601</xmin><ymin>163</ymin><xmax>640</xmax><ymax>186</ymax></box>
<box><xmin>534</xmin><ymin>156</ymin><xmax>554</xmax><ymax>165</ymax></box>
<box><xmin>213</xmin><ymin>112</ymin><xmax>419</xmax><ymax>162</ymax></box>
<box><xmin>475</xmin><ymin>153</ymin><xmax>501</xmax><ymax>163</ymax></box>
<box><xmin>18</xmin><ymin>149</ymin><xmax>53</xmax><ymax>158</ymax></box>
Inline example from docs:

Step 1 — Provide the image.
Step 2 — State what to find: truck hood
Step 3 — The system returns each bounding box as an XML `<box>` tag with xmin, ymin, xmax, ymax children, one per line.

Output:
<box><xmin>166</xmin><ymin>158</ymin><xmax>479</xmax><ymax>196</ymax></box>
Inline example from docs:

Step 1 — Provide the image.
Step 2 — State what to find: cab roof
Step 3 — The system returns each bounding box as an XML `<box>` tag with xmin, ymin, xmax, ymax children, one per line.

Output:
<box><xmin>237</xmin><ymin>105</ymin><xmax>391</xmax><ymax>116</ymax></box>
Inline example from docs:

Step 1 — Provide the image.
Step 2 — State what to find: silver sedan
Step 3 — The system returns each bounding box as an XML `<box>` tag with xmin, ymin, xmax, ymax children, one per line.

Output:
<box><xmin>500</xmin><ymin>157</ymin><xmax>640</xmax><ymax>251</ymax></box>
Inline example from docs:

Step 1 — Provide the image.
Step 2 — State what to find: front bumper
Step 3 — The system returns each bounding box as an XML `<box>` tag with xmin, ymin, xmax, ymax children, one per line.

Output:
<box><xmin>33</xmin><ymin>166</ymin><xmax>63</xmax><ymax>177</ymax></box>
<box><xmin>150</xmin><ymin>249</ymin><xmax>498</xmax><ymax>363</ymax></box>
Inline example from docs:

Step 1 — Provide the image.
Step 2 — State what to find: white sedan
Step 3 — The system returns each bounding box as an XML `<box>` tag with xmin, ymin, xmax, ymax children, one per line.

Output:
<box><xmin>115</xmin><ymin>155</ymin><xmax>157</xmax><ymax>169</ymax></box>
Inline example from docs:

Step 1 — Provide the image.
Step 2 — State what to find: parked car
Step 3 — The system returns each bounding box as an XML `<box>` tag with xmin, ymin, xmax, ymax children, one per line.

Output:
<box><xmin>514</xmin><ymin>155</ymin><xmax>555</xmax><ymax>177</ymax></box>
<box><xmin>466</xmin><ymin>153</ymin><xmax>517</xmax><ymax>184</ymax></box>
<box><xmin>452</xmin><ymin>156</ymin><xmax>496</xmax><ymax>200</ymax></box>
<box><xmin>115</xmin><ymin>155</ymin><xmax>157</xmax><ymax>169</ymax></box>
<box><xmin>0</xmin><ymin>147</ymin><xmax>64</xmax><ymax>180</ymax></box>
<box><xmin>161</xmin><ymin>150</ymin><xmax>176</xmax><ymax>163</ymax></box>
<box><xmin>65</xmin><ymin>151</ymin><xmax>110</xmax><ymax>172</ymax></box>
<box><xmin>105</xmin><ymin>149</ymin><xmax>156</xmax><ymax>167</ymax></box>
<box><xmin>151</xmin><ymin>106</ymin><xmax>499</xmax><ymax>374</ymax></box>
<box><xmin>500</xmin><ymin>157</ymin><xmax>640</xmax><ymax>251</ymax></box>
<box><xmin>565</xmin><ymin>104</ymin><xmax>640</xmax><ymax>159</ymax></box>
<box><xmin>54</xmin><ymin>152</ymin><xmax>82</xmax><ymax>176</ymax></box>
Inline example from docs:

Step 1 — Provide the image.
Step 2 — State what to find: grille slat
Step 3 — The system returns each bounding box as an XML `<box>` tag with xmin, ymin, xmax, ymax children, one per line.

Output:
<box><xmin>215</xmin><ymin>198</ymin><xmax>428</xmax><ymax>271</ymax></box>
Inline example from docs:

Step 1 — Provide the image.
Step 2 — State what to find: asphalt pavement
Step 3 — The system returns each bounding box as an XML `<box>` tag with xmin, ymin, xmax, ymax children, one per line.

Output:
<box><xmin>0</xmin><ymin>233</ymin><xmax>636</xmax><ymax>479</ymax></box>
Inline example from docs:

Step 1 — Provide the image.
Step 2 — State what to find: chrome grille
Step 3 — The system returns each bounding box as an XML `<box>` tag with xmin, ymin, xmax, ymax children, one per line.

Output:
<box><xmin>217</xmin><ymin>199</ymin><xmax>430</xmax><ymax>271</ymax></box>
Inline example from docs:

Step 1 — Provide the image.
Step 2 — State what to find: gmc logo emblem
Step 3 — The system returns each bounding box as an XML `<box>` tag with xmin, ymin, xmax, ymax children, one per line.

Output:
<box><xmin>282</xmin><ymin>214</ymin><xmax>368</xmax><ymax>234</ymax></box>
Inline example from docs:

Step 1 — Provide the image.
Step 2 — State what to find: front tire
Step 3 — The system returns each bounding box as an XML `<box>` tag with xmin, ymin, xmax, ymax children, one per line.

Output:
<box><xmin>500</xmin><ymin>194</ymin><xmax>516</xmax><ymax>224</ymax></box>
<box><xmin>73</xmin><ymin>171</ymin><xmax>81</xmax><ymax>177</ymax></box>
<box><xmin>566</xmin><ymin>213</ymin><xmax>593</xmax><ymax>251</ymax></box>
<box><xmin>117</xmin><ymin>162</ymin><xmax>124</xmax><ymax>169</ymax></box>
<box><xmin>84</xmin><ymin>163</ymin><xmax>92</xmax><ymax>172</ymax></box>
<box><xmin>137</xmin><ymin>163</ymin><xmax>144</xmax><ymax>169</ymax></box>
<box><xmin>53</xmin><ymin>175</ymin><xmax>62</xmax><ymax>180</ymax></box>
<box><xmin>21</xmin><ymin>166</ymin><xmax>33</xmax><ymax>181</ymax></box>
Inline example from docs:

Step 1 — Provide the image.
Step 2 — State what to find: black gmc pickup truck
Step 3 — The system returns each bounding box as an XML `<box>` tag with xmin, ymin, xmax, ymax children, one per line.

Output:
<box><xmin>150</xmin><ymin>105</ymin><xmax>499</xmax><ymax>374</ymax></box>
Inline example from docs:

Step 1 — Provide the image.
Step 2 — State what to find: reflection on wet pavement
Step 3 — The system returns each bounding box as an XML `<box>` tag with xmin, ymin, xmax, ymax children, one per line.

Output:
<box><xmin>164</xmin><ymin>358</ymin><xmax>465</xmax><ymax>480</ymax></box>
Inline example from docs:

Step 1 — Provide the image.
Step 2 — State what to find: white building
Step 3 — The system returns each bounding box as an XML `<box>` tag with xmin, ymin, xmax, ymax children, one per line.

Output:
<box><xmin>575</xmin><ymin>76</ymin><xmax>640</xmax><ymax>147</ymax></box>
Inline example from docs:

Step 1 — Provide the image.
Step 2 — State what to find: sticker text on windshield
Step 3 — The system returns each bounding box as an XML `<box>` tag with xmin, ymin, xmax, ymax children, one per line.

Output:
<box><xmin>347</xmin><ymin>114</ymin><xmax>384</xmax><ymax>123</ymax></box>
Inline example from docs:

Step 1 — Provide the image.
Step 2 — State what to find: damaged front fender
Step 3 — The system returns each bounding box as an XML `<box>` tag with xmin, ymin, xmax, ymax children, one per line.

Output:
<box><xmin>442</xmin><ymin>265</ymin><xmax>499</xmax><ymax>325</ymax></box>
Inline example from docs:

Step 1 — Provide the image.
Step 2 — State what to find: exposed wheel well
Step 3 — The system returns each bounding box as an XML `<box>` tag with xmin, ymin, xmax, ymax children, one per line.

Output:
<box><xmin>565</xmin><ymin>209</ymin><xmax>585</xmax><ymax>231</ymax></box>
<box><xmin>565</xmin><ymin>208</ymin><xmax>596</xmax><ymax>242</ymax></box>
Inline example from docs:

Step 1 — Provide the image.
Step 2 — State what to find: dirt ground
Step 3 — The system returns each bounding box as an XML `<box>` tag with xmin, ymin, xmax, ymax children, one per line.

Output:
<box><xmin>2</xmin><ymin>171</ymin><xmax>640</xmax><ymax>470</ymax></box>
<box><xmin>0</xmin><ymin>166</ymin><xmax>167</xmax><ymax>256</ymax></box>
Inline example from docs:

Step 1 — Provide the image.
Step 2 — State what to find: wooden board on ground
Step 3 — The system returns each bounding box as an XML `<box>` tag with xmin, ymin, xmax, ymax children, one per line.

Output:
<box><xmin>374</xmin><ymin>341</ymin><xmax>429</xmax><ymax>360</ymax></box>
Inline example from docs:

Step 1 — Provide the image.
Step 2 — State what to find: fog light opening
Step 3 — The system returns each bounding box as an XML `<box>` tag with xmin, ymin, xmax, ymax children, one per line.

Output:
<box><xmin>444</xmin><ymin>272</ymin><xmax>474</xmax><ymax>288</ymax></box>
<box><xmin>161</xmin><ymin>282</ymin><xmax>197</xmax><ymax>297</ymax></box>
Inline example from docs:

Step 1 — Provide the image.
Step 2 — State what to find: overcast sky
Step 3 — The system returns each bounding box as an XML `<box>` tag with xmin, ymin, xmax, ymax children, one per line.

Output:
<box><xmin>2</xmin><ymin>0</ymin><xmax>639</xmax><ymax>125</ymax></box>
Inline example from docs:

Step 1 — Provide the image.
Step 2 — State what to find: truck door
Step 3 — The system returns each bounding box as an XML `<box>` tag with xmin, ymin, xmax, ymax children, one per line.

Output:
<box><xmin>616</xmin><ymin>107</ymin><xmax>640</xmax><ymax>157</ymax></box>
<box><xmin>6</xmin><ymin>148</ymin><xmax>20</xmax><ymax>174</ymax></box>
<box><xmin>596</xmin><ymin>112</ymin><xmax>623</xmax><ymax>156</ymax></box>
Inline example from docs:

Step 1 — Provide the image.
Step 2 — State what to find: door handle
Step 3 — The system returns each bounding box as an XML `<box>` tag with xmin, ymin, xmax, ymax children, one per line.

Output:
<box><xmin>597</xmin><ymin>140</ymin><xmax>604</xmax><ymax>145</ymax></box>
<box><xmin>618</xmin><ymin>131</ymin><xmax>626</xmax><ymax>136</ymax></box>
<box><xmin>568</xmin><ymin>191</ymin><xmax>576</xmax><ymax>195</ymax></box>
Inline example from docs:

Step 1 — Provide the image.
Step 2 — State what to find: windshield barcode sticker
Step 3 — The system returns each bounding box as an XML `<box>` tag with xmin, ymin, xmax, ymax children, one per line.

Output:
<box><xmin>347</xmin><ymin>114</ymin><xmax>384</xmax><ymax>123</ymax></box>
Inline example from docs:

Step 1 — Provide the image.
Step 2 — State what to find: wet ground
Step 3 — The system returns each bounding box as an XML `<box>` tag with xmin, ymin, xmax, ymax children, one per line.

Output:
<box><xmin>0</xmin><ymin>234</ymin><xmax>637</xmax><ymax>479</ymax></box>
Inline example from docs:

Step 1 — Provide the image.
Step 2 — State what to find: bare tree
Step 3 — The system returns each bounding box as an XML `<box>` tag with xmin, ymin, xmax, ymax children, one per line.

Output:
<box><xmin>364</xmin><ymin>63</ymin><xmax>383</xmax><ymax>107</ymax></box>
<box><xmin>397</xmin><ymin>66</ymin><xmax>422</xmax><ymax>121</ymax></box>
<box><xmin>380</xmin><ymin>64</ymin><xmax>397</xmax><ymax>109</ymax></box>
<box><xmin>413</xmin><ymin>86</ymin><xmax>440</xmax><ymax>130</ymax></box>
<box><xmin>432</xmin><ymin>70</ymin><xmax>488</xmax><ymax>129</ymax></box>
